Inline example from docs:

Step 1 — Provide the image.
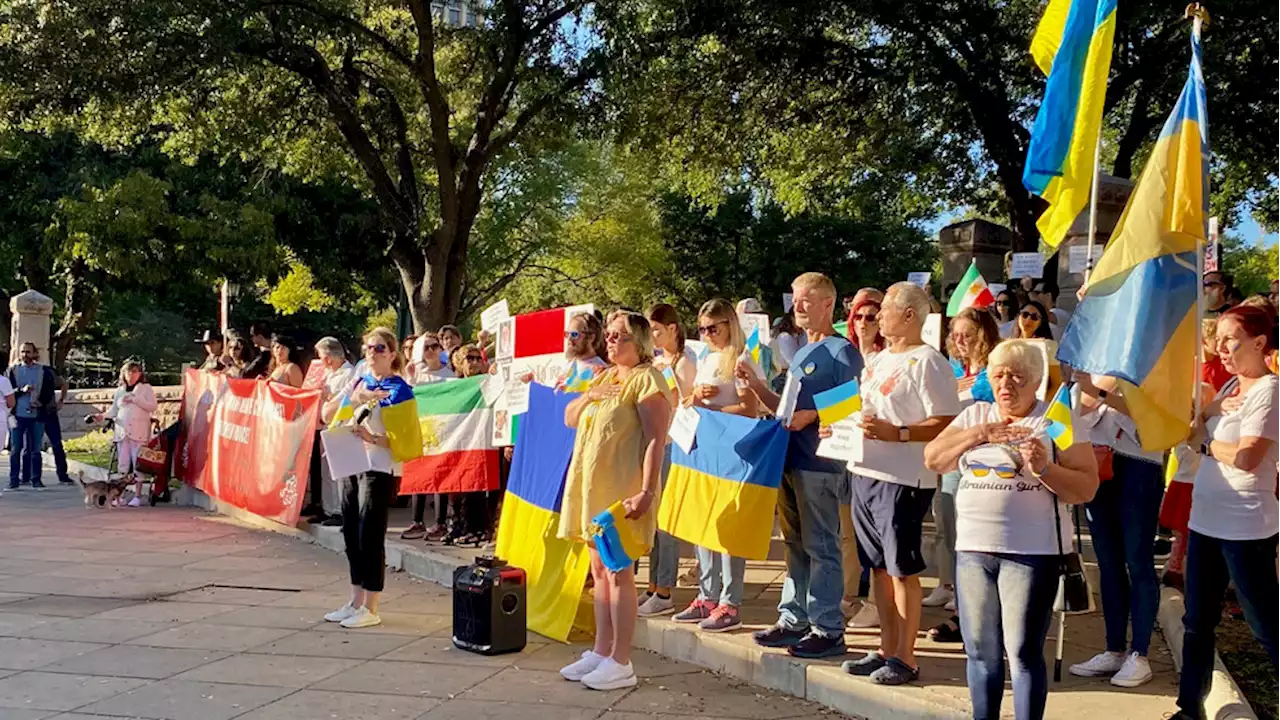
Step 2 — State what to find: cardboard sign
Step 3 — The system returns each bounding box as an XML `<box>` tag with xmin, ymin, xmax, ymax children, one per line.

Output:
<box><xmin>922</xmin><ymin>313</ymin><xmax>943</xmax><ymax>352</ymax></box>
<box><xmin>816</xmin><ymin>416</ymin><xmax>863</xmax><ymax>463</ymax></box>
<box><xmin>480</xmin><ymin>299</ymin><xmax>511</xmax><ymax>332</ymax></box>
<box><xmin>782</xmin><ymin>293</ymin><xmax>794</xmax><ymax>313</ymax></box>
<box><xmin>1010</xmin><ymin>252</ymin><xmax>1045</xmax><ymax>279</ymax></box>
<box><xmin>739</xmin><ymin>312</ymin><xmax>771</xmax><ymax>346</ymax></box>
<box><xmin>1068</xmin><ymin>245</ymin><xmax>1106</xmax><ymax>274</ymax></box>
<box><xmin>1205</xmin><ymin>216</ymin><xmax>1220</xmax><ymax>272</ymax></box>
<box><xmin>987</xmin><ymin>283</ymin><xmax>1008</xmax><ymax>298</ymax></box>
<box><xmin>668</xmin><ymin>405</ymin><xmax>700</xmax><ymax>454</ymax></box>
<box><xmin>907</xmin><ymin>272</ymin><xmax>932</xmax><ymax>289</ymax></box>
<box><xmin>504</xmin><ymin>379</ymin><xmax>531</xmax><ymax>417</ymax></box>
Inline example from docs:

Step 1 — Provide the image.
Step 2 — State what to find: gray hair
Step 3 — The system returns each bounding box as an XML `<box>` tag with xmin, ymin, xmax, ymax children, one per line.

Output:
<box><xmin>314</xmin><ymin>336</ymin><xmax>347</xmax><ymax>360</ymax></box>
<box><xmin>988</xmin><ymin>339</ymin><xmax>1046</xmax><ymax>389</ymax></box>
<box><xmin>886</xmin><ymin>281</ymin><xmax>932</xmax><ymax>319</ymax></box>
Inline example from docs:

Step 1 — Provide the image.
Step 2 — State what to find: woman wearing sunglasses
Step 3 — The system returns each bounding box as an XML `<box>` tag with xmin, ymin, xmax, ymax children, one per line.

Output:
<box><xmin>400</xmin><ymin>332</ymin><xmax>456</xmax><ymax>541</ymax></box>
<box><xmin>222</xmin><ymin>331</ymin><xmax>258</xmax><ymax>379</ymax></box>
<box><xmin>667</xmin><ymin>298</ymin><xmax>762</xmax><ymax>633</ymax></box>
<box><xmin>635</xmin><ymin>303</ymin><xmax>698</xmax><ymax>618</ymax></box>
<box><xmin>558</xmin><ymin>311</ymin><xmax>672</xmax><ymax>690</ymax></box>
<box><xmin>994</xmin><ymin>291</ymin><xmax>1019</xmax><ymax>338</ymax></box>
<box><xmin>1173</xmin><ymin>306</ymin><xmax>1278</xmax><ymax>720</ymax></box>
<box><xmin>440</xmin><ymin>344</ymin><xmax>493</xmax><ymax>544</ymax></box>
<box><xmin>925</xmin><ymin>339</ymin><xmax>1098</xmax><ymax>720</ymax></box>
<box><xmin>323</xmin><ymin>328</ymin><xmax>415</xmax><ymax>630</ymax></box>
<box><xmin>1014</xmin><ymin>301</ymin><xmax>1054</xmax><ymax>343</ymax></box>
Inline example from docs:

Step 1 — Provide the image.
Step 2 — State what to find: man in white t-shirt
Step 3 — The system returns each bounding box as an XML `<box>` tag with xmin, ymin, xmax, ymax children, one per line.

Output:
<box><xmin>844</xmin><ymin>282</ymin><xmax>961</xmax><ymax>686</ymax></box>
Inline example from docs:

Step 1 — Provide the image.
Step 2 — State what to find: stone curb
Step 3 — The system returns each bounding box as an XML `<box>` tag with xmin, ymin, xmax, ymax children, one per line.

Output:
<box><xmin>1157</xmin><ymin>586</ymin><xmax>1257</xmax><ymax>720</ymax></box>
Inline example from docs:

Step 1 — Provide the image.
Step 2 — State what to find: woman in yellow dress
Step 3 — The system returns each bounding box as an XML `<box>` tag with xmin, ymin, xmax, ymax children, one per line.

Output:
<box><xmin>558</xmin><ymin>311</ymin><xmax>672</xmax><ymax>691</ymax></box>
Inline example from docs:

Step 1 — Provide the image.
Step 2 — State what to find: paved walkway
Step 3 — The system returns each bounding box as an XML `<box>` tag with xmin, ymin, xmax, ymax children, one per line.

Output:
<box><xmin>0</xmin><ymin>480</ymin><xmax>842</xmax><ymax>720</ymax></box>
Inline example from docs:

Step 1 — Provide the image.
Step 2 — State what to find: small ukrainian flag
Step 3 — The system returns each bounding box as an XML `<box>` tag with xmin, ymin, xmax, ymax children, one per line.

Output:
<box><xmin>661</xmin><ymin>365</ymin><xmax>677</xmax><ymax>391</ymax></box>
<box><xmin>563</xmin><ymin>362</ymin><xmax>595</xmax><ymax>394</ymax></box>
<box><xmin>814</xmin><ymin>379</ymin><xmax>861</xmax><ymax>427</ymax></box>
<box><xmin>745</xmin><ymin>327</ymin><xmax>761</xmax><ymax>365</ymax></box>
<box><xmin>1045</xmin><ymin>384</ymin><xmax>1075</xmax><ymax>451</ymax></box>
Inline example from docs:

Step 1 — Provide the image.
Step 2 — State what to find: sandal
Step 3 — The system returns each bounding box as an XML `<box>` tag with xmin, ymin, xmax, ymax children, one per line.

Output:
<box><xmin>928</xmin><ymin>615</ymin><xmax>963</xmax><ymax>644</ymax></box>
<box><xmin>400</xmin><ymin>523</ymin><xmax>426</xmax><ymax>540</ymax></box>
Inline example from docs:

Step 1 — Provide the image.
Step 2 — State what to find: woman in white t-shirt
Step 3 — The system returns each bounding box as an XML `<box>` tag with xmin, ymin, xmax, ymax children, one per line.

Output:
<box><xmin>924</xmin><ymin>340</ymin><xmax>1098</xmax><ymax>720</ymax></box>
<box><xmin>1175</xmin><ymin>306</ymin><xmax>1279</xmax><ymax>719</ymax></box>
<box><xmin>1067</xmin><ymin>374</ymin><xmax>1166</xmax><ymax>687</ymax></box>
<box><xmin>637</xmin><ymin>303</ymin><xmax>699</xmax><ymax>618</ymax></box>
<box><xmin>671</xmin><ymin>299</ymin><xmax>760</xmax><ymax>633</ymax></box>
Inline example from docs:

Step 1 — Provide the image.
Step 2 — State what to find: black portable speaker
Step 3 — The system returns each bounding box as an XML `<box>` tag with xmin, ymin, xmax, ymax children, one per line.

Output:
<box><xmin>452</xmin><ymin>555</ymin><xmax>528</xmax><ymax>655</ymax></box>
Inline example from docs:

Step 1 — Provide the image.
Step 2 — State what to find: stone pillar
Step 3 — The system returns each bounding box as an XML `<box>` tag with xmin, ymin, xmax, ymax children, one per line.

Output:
<box><xmin>9</xmin><ymin>290</ymin><xmax>54</xmax><ymax>365</ymax></box>
<box><xmin>1054</xmin><ymin>173</ymin><xmax>1134</xmax><ymax>311</ymax></box>
<box><xmin>938</xmin><ymin>219</ymin><xmax>1017</xmax><ymax>290</ymax></box>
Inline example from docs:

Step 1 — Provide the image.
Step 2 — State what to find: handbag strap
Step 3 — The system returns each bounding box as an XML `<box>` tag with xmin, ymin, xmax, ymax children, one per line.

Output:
<box><xmin>1049</xmin><ymin>442</ymin><xmax>1067</xmax><ymax>557</ymax></box>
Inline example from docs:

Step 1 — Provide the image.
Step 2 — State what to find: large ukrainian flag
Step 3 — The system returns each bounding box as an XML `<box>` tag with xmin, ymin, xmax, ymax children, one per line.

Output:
<box><xmin>1023</xmin><ymin>0</ymin><xmax>1117</xmax><ymax>250</ymax></box>
<box><xmin>494</xmin><ymin>383</ymin><xmax>590</xmax><ymax>641</ymax></box>
<box><xmin>1058</xmin><ymin>30</ymin><xmax>1208</xmax><ymax>452</ymax></box>
<box><xmin>658</xmin><ymin>410</ymin><xmax>788</xmax><ymax>560</ymax></box>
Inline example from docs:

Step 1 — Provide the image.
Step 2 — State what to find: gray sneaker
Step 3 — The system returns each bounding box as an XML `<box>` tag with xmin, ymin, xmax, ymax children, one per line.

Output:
<box><xmin>672</xmin><ymin>598</ymin><xmax>717</xmax><ymax>623</ymax></box>
<box><xmin>697</xmin><ymin>604</ymin><xmax>741</xmax><ymax>633</ymax></box>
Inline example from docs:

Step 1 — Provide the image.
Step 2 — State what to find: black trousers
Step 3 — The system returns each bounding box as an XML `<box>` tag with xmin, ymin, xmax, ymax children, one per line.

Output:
<box><xmin>342</xmin><ymin>472</ymin><xmax>394</xmax><ymax>592</ymax></box>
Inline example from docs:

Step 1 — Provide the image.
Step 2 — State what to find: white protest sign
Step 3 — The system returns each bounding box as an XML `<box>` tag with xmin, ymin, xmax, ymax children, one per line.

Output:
<box><xmin>668</xmin><ymin>405</ymin><xmax>700</xmax><ymax>454</ymax></box>
<box><xmin>1067</xmin><ymin>245</ymin><xmax>1106</xmax><ymax>275</ymax></box>
<box><xmin>563</xmin><ymin>304</ymin><xmax>595</xmax><ymax>329</ymax></box>
<box><xmin>740</xmin><ymin>312</ymin><xmax>771</xmax><ymax>346</ymax></box>
<box><xmin>782</xmin><ymin>293</ymin><xmax>794</xmax><ymax>313</ymax></box>
<box><xmin>922</xmin><ymin>313</ymin><xmax>943</xmax><ymax>352</ymax></box>
<box><xmin>776</xmin><ymin>372</ymin><xmax>801</xmax><ymax>425</ymax></box>
<box><xmin>495</xmin><ymin>318</ymin><xmax>516</xmax><ymax>361</ymax></box>
<box><xmin>987</xmin><ymin>283</ymin><xmax>1008</xmax><ymax>298</ymax></box>
<box><xmin>816</xmin><ymin>416</ymin><xmax>863</xmax><ymax>463</ymax></box>
<box><xmin>480</xmin><ymin>299</ymin><xmax>511</xmax><ymax>332</ymax></box>
<box><xmin>907</xmin><ymin>272</ymin><xmax>932</xmax><ymax>289</ymax></box>
<box><xmin>1010</xmin><ymin>252</ymin><xmax>1045</xmax><ymax>279</ymax></box>
<box><xmin>1205</xmin><ymin>216</ymin><xmax>1220</xmax><ymax>272</ymax></box>
<box><xmin>504</xmin><ymin>379</ymin><xmax>531</xmax><ymax>417</ymax></box>
<box><xmin>320</xmin><ymin>428</ymin><xmax>376</xmax><ymax>480</ymax></box>
<box><xmin>686</xmin><ymin>339</ymin><xmax>708</xmax><ymax>361</ymax></box>
<box><xmin>480</xmin><ymin>373</ymin><xmax>505</xmax><ymax>407</ymax></box>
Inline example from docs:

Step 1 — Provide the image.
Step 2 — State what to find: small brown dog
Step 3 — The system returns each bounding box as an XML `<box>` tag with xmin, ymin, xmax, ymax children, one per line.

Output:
<box><xmin>73</xmin><ymin>471</ymin><xmax>129</xmax><ymax>509</ymax></box>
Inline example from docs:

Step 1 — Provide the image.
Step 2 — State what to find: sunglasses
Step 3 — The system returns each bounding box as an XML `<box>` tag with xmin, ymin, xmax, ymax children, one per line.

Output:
<box><xmin>605</xmin><ymin>331</ymin><xmax>633</xmax><ymax>343</ymax></box>
<box><xmin>421</xmin><ymin>342</ymin><xmax>441</xmax><ymax>351</ymax></box>
<box><xmin>697</xmin><ymin>320</ymin><xmax>728</xmax><ymax>337</ymax></box>
<box><xmin>365</xmin><ymin>343</ymin><xmax>388</xmax><ymax>354</ymax></box>
<box><xmin>969</xmin><ymin>463</ymin><xmax>1018</xmax><ymax>480</ymax></box>
<box><xmin>464</xmin><ymin>354</ymin><xmax>484</xmax><ymax>362</ymax></box>
<box><xmin>852</xmin><ymin>313</ymin><xmax>879</xmax><ymax>323</ymax></box>
<box><xmin>1203</xmin><ymin>281</ymin><xmax>1224</xmax><ymax>288</ymax></box>
<box><xmin>1019</xmin><ymin>311</ymin><xmax>1041</xmax><ymax>321</ymax></box>
<box><xmin>564</xmin><ymin>330</ymin><xmax>585</xmax><ymax>341</ymax></box>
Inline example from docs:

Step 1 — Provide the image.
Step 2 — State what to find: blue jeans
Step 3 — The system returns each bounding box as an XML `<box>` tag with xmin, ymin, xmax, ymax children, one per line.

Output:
<box><xmin>42</xmin><ymin>412</ymin><xmax>70</xmax><ymax>482</ymax></box>
<box><xmin>776</xmin><ymin>469</ymin><xmax>846</xmax><ymax>636</ymax></box>
<box><xmin>648</xmin><ymin>446</ymin><xmax>679</xmax><ymax>588</ymax></box>
<box><xmin>696</xmin><ymin>547</ymin><xmax>745</xmax><ymax>606</ymax></box>
<box><xmin>956</xmin><ymin>552</ymin><xmax>1059</xmax><ymax>720</ymax></box>
<box><xmin>9</xmin><ymin>417</ymin><xmax>44</xmax><ymax>486</ymax></box>
<box><xmin>1177</xmin><ymin>531</ymin><xmax>1278</xmax><ymax>718</ymax></box>
<box><xmin>1084</xmin><ymin>454</ymin><xmax>1164</xmax><ymax>654</ymax></box>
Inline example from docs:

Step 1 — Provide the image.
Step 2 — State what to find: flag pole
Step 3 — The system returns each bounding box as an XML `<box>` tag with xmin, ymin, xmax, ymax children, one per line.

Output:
<box><xmin>1083</xmin><ymin>133</ymin><xmax>1103</xmax><ymax>285</ymax></box>
<box><xmin>1188</xmin><ymin>4</ymin><xmax>1208</xmax><ymax>428</ymax></box>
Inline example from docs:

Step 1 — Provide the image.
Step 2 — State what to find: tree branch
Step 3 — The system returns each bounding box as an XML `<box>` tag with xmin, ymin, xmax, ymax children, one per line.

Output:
<box><xmin>406</xmin><ymin>0</ymin><xmax>459</xmax><ymax>233</ymax></box>
<box><xmin>259</xmin><ymin>0</ymin><xmax>415</xmax><ymax>69</ymax></box>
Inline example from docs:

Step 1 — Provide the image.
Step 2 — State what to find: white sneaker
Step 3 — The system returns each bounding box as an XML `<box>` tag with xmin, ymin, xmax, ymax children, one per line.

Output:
<box><xmin>560</xmin><ymin>650</ymin><xmax>605</xmax><ymax>681</ymax></box>
<box><xmin>847</xmin><ymin>602</ymin><xmax>879</xmax><ymax>629</ymax></box>
<box><xmin>1069</xmin><ymin>650</ymin><xmax>1127</xmax><ymax>677</ymax></box>
<box><xmin>1110</xmin><ymin>652</ymin><xmax>1153</xmax><ymax>688</ymax></box>
<box><xmin>944</xmin><ymin>598</ymin><xmax>957</xmax><ymax>612</ymax></box>
<box><xmin>637</xmin><ymin>593</ymin><xmax>675</xmax><ymax>617</ymax></box>
<box><xmin>923</xmin><ymin>586</ymin><xmax>954</xmax><ymax>607</ymax></box>
<box><xmin>126</xmin><ymin>496</ymin><xmax>143</xmax><ymax>507</ymax></box>
<box><xmin>581</xmin><ymin>657</ymin><xmax>637</xmax><ymax>690</ymax></box>
<box><xmin>339</xmin><ymin>606</ymin><xmax>382</xmax><ymax>628</ymax></box>
<box><xmin>324</xmin><ymin>602</ymin><xmax>358</xmax><ymax>623</ymax></box>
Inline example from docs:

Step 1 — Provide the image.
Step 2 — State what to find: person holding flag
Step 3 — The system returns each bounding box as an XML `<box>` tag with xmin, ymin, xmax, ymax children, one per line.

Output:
<box><xmin>925</xmin><ymin>339</ymin><xmax>1098</xmax><ymax>719</ymax></box>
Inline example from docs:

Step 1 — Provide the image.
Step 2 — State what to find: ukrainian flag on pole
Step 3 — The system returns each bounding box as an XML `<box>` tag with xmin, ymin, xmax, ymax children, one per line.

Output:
<box><xmin>1058</xmin><ymin>27</ymin><xmax>1208</xmax><ymax>452</ymax></box>
<box><xmin>1023</xmin><ymin>0</ymin><xmax>1117</xmax><ymax>250</ymax></box>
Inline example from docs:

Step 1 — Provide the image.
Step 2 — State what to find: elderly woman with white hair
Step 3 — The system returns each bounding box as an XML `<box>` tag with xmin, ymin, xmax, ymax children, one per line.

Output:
<box><xmin>925</xmin><ymin>339</ymin><xmax>1098</xmax><ymax>720</ymax></box>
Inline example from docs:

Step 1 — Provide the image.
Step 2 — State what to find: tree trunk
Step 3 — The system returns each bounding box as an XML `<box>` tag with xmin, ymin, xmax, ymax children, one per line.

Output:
<box><xmin>391</xmin><ymin>204</ymin><xmax>480</xmax><ymax>335</ymax></box>
<box><xmin>51</xmin><ymin>263</ymin><xmax>100</xmax><ymax>369</ymax></box>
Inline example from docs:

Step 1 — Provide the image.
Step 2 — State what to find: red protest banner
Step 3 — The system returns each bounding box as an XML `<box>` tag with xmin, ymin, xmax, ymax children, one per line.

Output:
<box><xmin>177</xmin><ymin>369</ymin><xmax>321</xmax><ymax>526</ymax></box>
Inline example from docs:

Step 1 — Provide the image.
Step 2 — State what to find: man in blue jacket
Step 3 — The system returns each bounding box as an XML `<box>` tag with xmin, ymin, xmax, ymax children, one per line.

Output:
<box><xmin>6</xmin><ymin>342</ymin><xmax>57</xmax><ymax>489</ymax></box>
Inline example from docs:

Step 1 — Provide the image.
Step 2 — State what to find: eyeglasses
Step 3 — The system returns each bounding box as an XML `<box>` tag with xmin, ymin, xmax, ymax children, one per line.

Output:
<box><xmin>365</xmin><ymin>343</ymin><xmax>388</xmax><ymax>354</ymax></box>
<box><xmin>464</xmin><ymin>354</ymin><xmax>484</xmax><ymax>362</ymax></box>
<box><xmin>852</xmin><ymin>313</ymin><xmax>879</xmax><ymax>323</ymax></box>
<box><xmin>697</xmin><ymin>320</ymin><xmax>728</xmax><ymax>337</ymax></box>
<box><xmin>969</xmin><ymin>463</ymin><xmax>1018</xmax><ymax>480</ymax></box>
<box><xmin>1019</xmin><ymin>311</ymin><xmax>1041</xmax><ymax>322</ymax></box>
<box><xmin>564</xmin><ymin>330</ymin><xmax>585</xmax><ymax>341</ymax></box>
<box><xmin>604</xmin><ymin>331</ymin><xmax>633</xmax><ymax>343</ymax></box>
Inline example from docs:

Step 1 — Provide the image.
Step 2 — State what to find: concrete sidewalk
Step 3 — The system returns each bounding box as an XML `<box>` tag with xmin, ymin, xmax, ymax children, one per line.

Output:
<box><xmin>0</xmin><ymin>479</ymin><xmax>842</xmax><ymax>720</ymax></box>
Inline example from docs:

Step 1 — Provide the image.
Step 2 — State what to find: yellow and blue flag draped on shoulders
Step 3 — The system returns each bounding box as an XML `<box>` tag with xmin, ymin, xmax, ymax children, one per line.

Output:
<box><xmin>1058</xmin><ymin>29</ymin><xmax>1208</xmax><ymax>452</ymax></box>
<box><xmin>658</xmin><ymin>410</ymin><xmax>788</xmax><ymax>560</ymax></box>
<box><xmin>815</xmin><ymin>379</ymin><xmax>861</xmax><ymax>427</ymax></box>
<box><xmin>362</xmin><ymin>375</ymin><xmax>422</xmax><ymax>463</ymax></box>
<box><xmin>495</xmin><ymin>383</ymin><xmax>590</xmax><ymax>641</ymax></box>
<box><xmin>1023</xmin><ymin>0</ymin><xmax>1117</xmax><ymax>250</ymax></box>
<box><xmin>1044</xmin><ymin>384</ymin><xmax>1075</xmax><ymax>451</ymax></box>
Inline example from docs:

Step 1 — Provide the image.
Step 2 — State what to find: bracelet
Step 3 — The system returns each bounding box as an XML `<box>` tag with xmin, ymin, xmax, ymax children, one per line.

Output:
<box><xmin>1029</xmin><ymin>463</ymin><xmax>1048</xmax><ymax>478</ymax></box>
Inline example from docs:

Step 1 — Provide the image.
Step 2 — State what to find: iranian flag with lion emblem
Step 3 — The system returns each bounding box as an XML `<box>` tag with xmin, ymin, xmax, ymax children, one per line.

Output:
<box><xmin>398</xmin><ymin>376</ymin><xmax>500</xmax><ymax>494</ymax></box>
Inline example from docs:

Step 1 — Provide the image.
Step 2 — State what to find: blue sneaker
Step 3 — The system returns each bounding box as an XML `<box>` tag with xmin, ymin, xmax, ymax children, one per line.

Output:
<box><xmin>787</xmin><ymin>631</ymin><xmax>847</xmax><ymax>659</ymax></box>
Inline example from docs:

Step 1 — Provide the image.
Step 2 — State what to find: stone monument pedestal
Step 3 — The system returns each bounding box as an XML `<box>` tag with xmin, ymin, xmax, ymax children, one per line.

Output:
<box><xmin>9</xmin><ymin>290</ymin><xmax>53</xmax><ymax>365</ymax></box>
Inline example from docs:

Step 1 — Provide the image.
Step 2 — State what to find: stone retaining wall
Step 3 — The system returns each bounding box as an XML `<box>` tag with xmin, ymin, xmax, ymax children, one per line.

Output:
<box><xmin>54</xmin><ymin>385</ymin><xmax>182</xmax><ymax>438</ymax></box>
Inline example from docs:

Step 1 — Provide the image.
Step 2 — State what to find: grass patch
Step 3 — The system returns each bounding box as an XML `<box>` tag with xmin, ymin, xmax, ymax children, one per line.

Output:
<box><xmin>63</xmin><ymin>430</ymin><xmax>113</xmax><ymax>470</ymax></box>
<box><xmin>66</xmin><ymin>450</ymin><xmax>113</xmax><ymax>469</ymax></box>
<box><xmin>1218</xmin><ymin>612</ymin><xmax>1277</xmax><ymax>720</ymax></box>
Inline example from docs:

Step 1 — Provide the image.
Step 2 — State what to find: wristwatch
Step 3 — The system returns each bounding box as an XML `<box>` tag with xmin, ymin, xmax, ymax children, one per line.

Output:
<box><xmin>898</xmin><ymin>426</ymin><xmax>910</xmax><ymax>443</ymax></box>
<box><xmin>1199</xmin><ymin>442</ymin><xmax>1213</xmax><ymax>458</ymax></box>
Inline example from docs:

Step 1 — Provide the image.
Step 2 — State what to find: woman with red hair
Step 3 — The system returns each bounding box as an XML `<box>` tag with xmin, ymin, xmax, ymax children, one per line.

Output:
<box><xmin>1173</xmin><ymin>304</ymin><xmax>1278</xmax><ymax>719</ymax></box>
<box><xmin>847</xmin><ymin>288</ymin><xmax>886</xmax><ymax>364</ymax></box>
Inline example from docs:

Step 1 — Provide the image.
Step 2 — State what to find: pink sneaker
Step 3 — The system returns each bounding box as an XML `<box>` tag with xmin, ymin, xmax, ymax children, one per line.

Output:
<box><xmin>698</xmin><ymin>604</ymin><xmax>741</xmax><ymax>633</ymax></box>
<box><xmin>672</xmin><ymin>598</ymin><xmax>717</xmax><ymax>623</ymax></box>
